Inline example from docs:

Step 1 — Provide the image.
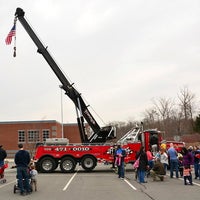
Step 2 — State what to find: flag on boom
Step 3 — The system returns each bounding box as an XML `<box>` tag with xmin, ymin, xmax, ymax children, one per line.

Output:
<box><xmin>5</xmin><ymin>24</ymin><xmax>16</xmax><ymax>45</ymax></box>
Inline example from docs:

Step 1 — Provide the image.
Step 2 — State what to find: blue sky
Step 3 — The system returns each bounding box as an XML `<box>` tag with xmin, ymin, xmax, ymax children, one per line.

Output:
<box><xmin>1</xmin><ymin>0</ymin><xmax>200</xmax><ymax>125</ymax></box>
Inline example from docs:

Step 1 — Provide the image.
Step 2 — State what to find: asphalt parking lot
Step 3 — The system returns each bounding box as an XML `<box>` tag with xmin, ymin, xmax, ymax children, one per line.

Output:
<box><xmin>1</xmin><ymin>161</ymin><xmax>200</xmax><ymax>200</ymax></box>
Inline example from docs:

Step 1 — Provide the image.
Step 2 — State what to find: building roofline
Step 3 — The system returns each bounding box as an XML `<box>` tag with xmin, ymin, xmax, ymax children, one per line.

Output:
<box><xmin>0</xmin><ymin>120</ymin><xmax>85</xmax><ymax>126</ymax></box>
<box><xmin>0</xmin><ymin>120</ymin><xmax>59</xmax><ymax>124</ymax></box>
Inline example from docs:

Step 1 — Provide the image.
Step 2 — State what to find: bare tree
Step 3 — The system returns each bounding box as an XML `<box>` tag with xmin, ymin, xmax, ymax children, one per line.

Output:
<box><xmin>143</xmin><ymin>108</ymin><xmax>160</xmax><ymax>129</ymax></box>
<box><xmin>177</xmin><ymin>86</ymin><xmax>196</xmax><ymax>133</ymax></box>
<box><xmin>151</xmin><ymin>97</ymin><xmax>175</xmax><ymax>137</ymax></box>
<box><xmin>152</xmin><ymin>97</ymin><xmax>174</xmax><ymax>120</ymax></box>
<box><xmin>178</xmin><ymin>86</ymin><xmax>195</xmax><ymax>120</ymax></box>
<box><xmin>170</xmin><ymin>108</ymin><xmax>183</xmax><ymax>136</ymax></box>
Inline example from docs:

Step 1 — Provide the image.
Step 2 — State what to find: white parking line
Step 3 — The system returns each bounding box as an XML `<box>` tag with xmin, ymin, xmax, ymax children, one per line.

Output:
<box><xmin>0</xmin><ymin>180</ymin><xmax>16</xmax><ymax>188</ymax></box>
<box><xmin>165</xmin><ymin>172</ymin><xmax>200</xmax><ymax>187</ymax></box>
<box><xmin>124</xmin><ymin>179</ymin><xmax>137</xmax><ymax>190</ymax></box>
<box><xmin>178</xmin><ymin>177</ymin><xmax>200</xmax><ymax>187</ymax></box>
<box><xmin>62</xmin><ymin>169</ymin><xmax>79</xmax><ymax>191</ymax></box>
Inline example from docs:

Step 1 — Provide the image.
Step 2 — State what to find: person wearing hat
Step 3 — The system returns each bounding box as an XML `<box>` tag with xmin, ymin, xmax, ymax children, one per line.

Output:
<box><xmin>0</xmin><ymin>145</ymin><xmax>7</xmax><ymax>167</ymax></box>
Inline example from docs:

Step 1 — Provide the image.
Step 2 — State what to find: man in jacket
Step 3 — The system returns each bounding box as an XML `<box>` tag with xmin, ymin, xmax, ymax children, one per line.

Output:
<box><xmin>0</xmin><ymin>145</ymin><xmax>7</xmax><ymax>167</ymax></box>
<box><xmin>150</xmin><ymin>158</ymin><xmax>166</xmax><ymax>181</ymax></box>
<box><xmin>168</xmin><ymin>143</ymin><xmax>179</xmax><ymax>178</ymax></box>
<box><xmin>14</xmin><ymin>144</ymin><xmax>31</xmax><ymax>195</ymax></box>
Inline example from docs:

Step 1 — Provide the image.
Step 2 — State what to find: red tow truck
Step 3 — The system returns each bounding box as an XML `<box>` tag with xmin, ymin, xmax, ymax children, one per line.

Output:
<box><xmin>14</xmin><ymin>8</ymin><xmax>184</xmax><ymax>173</ymax></box>
<box><xmin>33</xmin><ymin>127</ymin><xmax>184</xmax><ymax>173</ymax></box>
<box><xmin>32</xmin><ymin>127</ymin><xmax>157</xmax><ymax>172</ymax></box>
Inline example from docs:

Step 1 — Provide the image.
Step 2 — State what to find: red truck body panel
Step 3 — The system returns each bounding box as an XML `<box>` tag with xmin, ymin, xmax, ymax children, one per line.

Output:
<box><xmin>33</xmin><ymin>129</ymin><xmax>184</xmax><ymax>173</ymax></box>
<box><xmin>34</xmin><ymin>142</ymin><xmax>142</xmax><ymax>164</ymax></box>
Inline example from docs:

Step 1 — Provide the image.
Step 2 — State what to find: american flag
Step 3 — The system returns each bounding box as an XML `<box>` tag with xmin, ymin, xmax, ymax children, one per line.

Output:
<box><xmin>5</xmin><ymin>24</ymin><xmax>16</xmax><ymax>45</ymax></box>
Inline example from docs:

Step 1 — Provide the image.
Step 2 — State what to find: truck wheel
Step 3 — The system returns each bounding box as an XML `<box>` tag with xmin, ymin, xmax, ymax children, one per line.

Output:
<box><xmin>39</xmin><ymin>157</ymin><xmax>56</xmax><ymax>173</ymax></box>
<box><xmin>60</xmin><ymin>157</ymin><xmax>76</xmax><ymax>173</ymax></box>
<box><xmin>81</xmin><ymin>156</ymin><xmax>96</xmax><ymax>171</ymax></box>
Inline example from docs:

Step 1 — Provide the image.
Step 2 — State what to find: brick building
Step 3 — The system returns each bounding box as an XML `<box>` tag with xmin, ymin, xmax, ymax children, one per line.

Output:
<box><xmin>0</xmin><ymin>120</ymin><xmax>81</xmax><ymax>158</ymax></box>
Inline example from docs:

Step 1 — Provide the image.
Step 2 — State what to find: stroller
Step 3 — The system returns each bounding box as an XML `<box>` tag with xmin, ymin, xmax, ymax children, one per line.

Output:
<box><xmin>0</xmin><ymin>162</ymin><xmax>8</xmax><ymax>184</ymax></box>
<box><xmin>13</xmin><ymin>175</ymin><xmax>32</xmax><ymax>194</ymax></box>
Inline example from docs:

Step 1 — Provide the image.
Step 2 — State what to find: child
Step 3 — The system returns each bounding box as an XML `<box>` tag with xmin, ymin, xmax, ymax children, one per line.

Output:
<box><xmin>178</xmin><ymin>157</ymin><xmax>183</xmax><ymax>177</ymax></box>
<box><xmin>183</xmin><ymin>165</ymin><xmax>192</xmax><ymax>185</ymax></box>
<box><xmin>30</xmin><ymin>165</ymin><xmax>38</xmax><ymax>191</ymax></box>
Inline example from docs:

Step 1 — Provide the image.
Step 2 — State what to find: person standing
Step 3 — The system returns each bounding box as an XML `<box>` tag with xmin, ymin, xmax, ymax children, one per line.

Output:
<box><xmin>193</xmin><ymin>146</ymin><xmax>200</xmax><ymax>179</ymax></box>
<box><xmin>181</xmin><ymin>147</ymin><xmax>194</xmax><ymax>168</ymax></box>
<box><xmin>30</xmin><ymin>165</ymin><xmax>38</xmax><ymax>191</ymax></box>
<box><xmin>0</xmin><ymin>145</ymin><xmax>7</xmax><ymax>167</ymax></box>
<box><xmin>150</xmin><ymin>134</ymin><xmax>158</xmax><ymax>156</ymax></box>
<box><xmin>168</xmin><ymin>143</ymin><xmax>179</xmax><ymax>178</ymax></box>
<box><xmin>146</xmin><ymin>149</ymin><xmax>154</xmax><ymax>169</ymax></box>
<box><xmin>115</xmin><ymin>144</ymin><xmax>126</xmax><ymax>179</ymax></box>
<box><xmin>111</xmin><ymin>144</ymin><xmax>117</xmax><ymax>168</ymax></box>
<box><xmin>183</xmin><ymin>165</ymin><xmax>193</xmax><ymax>185</ymax></box>
<box><xmin>14</xmin><ymin>144</ymin><xmax>31</xmax><ymax>195</ymax></box>
<box><xmin>146</xmin><ymin>149</ymin><xmax>154</xmax><ymax>177</ymax></box>
<box><xmin>160</xmin><ymin>148</ymin><xmax>168</xmax><ymax>174</ymax></box>
<box><xmin>181</xmin><ymin>146</ymin><xmax>194</xmax><ymax>183</ymax></box>
<box><xmin>136</xmin><ymin>146</ymin><xmax>148</xmax><ymax>183</ymax></box>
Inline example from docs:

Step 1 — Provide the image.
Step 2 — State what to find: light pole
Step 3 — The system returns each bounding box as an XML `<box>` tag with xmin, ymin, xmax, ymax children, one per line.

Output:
<box><xmin>59</xmin><ymin>85</ymin><xmax>64</xmax><ymax>138</ymax></box>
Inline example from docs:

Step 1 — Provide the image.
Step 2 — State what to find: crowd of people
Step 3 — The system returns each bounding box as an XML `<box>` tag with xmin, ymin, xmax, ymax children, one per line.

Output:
<box><xmin>113</xmin><ymin>141</ymin><xmax>200</xmax><ymax>185</ymax></box>
<box><xmin>1</xmin><ymin>140</ymin><xmax>200</xmax><ymax>192</ymax></box>
<box><xmin>144</xmin><ymin>142</ymin><xmax>200</xmax><ymax>184</ymax></box>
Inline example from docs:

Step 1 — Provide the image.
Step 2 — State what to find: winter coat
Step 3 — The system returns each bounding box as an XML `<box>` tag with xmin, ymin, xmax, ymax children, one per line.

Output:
<box><xmin>0</xmin><ymin>148</ymin><xmax>7</xmax><ymax>161</ymax></box>
<box><xmin>152</xmin><ymin>160</ymin><xmax>166</xmax><ymax>175</ymax></box>
<box><xmin>15</xmin><ymin>150</ymin><xmax>31</xmax><ymax>168</ymax></box>
<box><xmin>183</xmin><ymin>152</ymin><xmax>194</xmax><ymax>167</ymax></box>
<box><xmin>136</xmin><ymin>151</ymin><xmax>148</xmax><ymax>171</ymax></box>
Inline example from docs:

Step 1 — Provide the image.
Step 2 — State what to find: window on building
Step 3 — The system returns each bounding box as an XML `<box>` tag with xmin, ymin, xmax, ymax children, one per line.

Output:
<box><xmin>28</xmin><ymin>130</ymin><xmax>39</xmax><ymax>143</ymax></box>
<box><xmin>42</xmin><ymin>129</ymin><xmax>50</xmax><ymax>141</ymax></box>
<box><xmin>18</xmin><ymin>130</ymin><xmax>25</xmax><ymax>143</ymax></box>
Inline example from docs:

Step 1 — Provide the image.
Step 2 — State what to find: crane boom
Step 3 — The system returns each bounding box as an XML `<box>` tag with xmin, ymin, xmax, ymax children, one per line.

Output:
<box><xmin>15</xmin><ymin>7</ymin><xmax>116</xmax><ymax>143</ymax></box>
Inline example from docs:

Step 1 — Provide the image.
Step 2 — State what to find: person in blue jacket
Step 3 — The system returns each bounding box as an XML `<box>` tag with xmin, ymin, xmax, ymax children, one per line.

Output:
<box><xmin>115</xmin><ymin>144</ymin><xmax>126</xmax><ymax>179</ymax></box>
<box><xmin>14</xmin><ymin>143</ymin><xmax>31</xmax><ymax>195</ymax></box>
<box><xmin>168</xmin><ymin>143</ymin><xmax>179</xmax><ymax>178</ymax></box>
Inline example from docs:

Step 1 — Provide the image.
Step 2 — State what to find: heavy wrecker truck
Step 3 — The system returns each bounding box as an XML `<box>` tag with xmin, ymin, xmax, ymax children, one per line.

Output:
<box><xmin>14</xmin><ymin>8</ymin><xmax>184</xmax><ymax>173</ymax></box>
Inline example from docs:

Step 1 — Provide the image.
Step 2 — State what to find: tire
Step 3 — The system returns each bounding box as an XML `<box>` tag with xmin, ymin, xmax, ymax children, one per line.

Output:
<box><xmin>81</xmin><ymin>156</ymin><xmax>96</xmax><ymax>171</ymax></box>
<box><xmin>39</xmin><ymin>157</ymin><xmax>56</xmax><ymax>173</ymax></box>
<box><xmin>60</xmin><ymin>157</ymin><xmax>76</xmax><ymax>173</ymax></box>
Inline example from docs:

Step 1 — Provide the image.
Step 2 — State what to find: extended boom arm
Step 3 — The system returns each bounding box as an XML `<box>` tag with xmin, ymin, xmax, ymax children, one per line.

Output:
<box><xmin>15</xmin><ymin>8</ymin><xmax>116</xmax><ymax>143</ymax></box>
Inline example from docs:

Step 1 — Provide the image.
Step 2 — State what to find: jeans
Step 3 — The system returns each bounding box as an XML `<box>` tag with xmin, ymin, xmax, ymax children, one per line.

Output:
<box><xmin>0</xmin><ymin>160</ymin><xmax>4</xmax><ymax>167</ymax></box>
<box><xmin>194</xmin><ymin>162</ymin><xmax>199</xmax><ymax>178</ymax></box>
<box><xmin>148</xmin><ymin>160</ymin><xmax>154</xmax><ymax>169</ymax></box>
<box><xmin>17</xmin><ymin>167</ymin><xmax>31</xmax><ymax>194</ymax></box>
<box><xmin>163</xmin><ymin>163</ymin><xmax>168</xmax><ymax>175</ymax></box>
<box><xmin>198</xmin><ymin>163</ymin><xmax>200</xmax><ymax>179</ymax></box>
<box><xmin>138</xmin><ymin>169</ymin><xmax>146</xmax><ymax>183</ymax></box>
<box><xmin>117</xmin><ymin>162</ymin><xmax>125</xmax><ymax>178</ymax></box>
<box><xmin>170</xmin><ymin>159</ymin><xmax>179</xmax><ymax>178</ymax></box>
